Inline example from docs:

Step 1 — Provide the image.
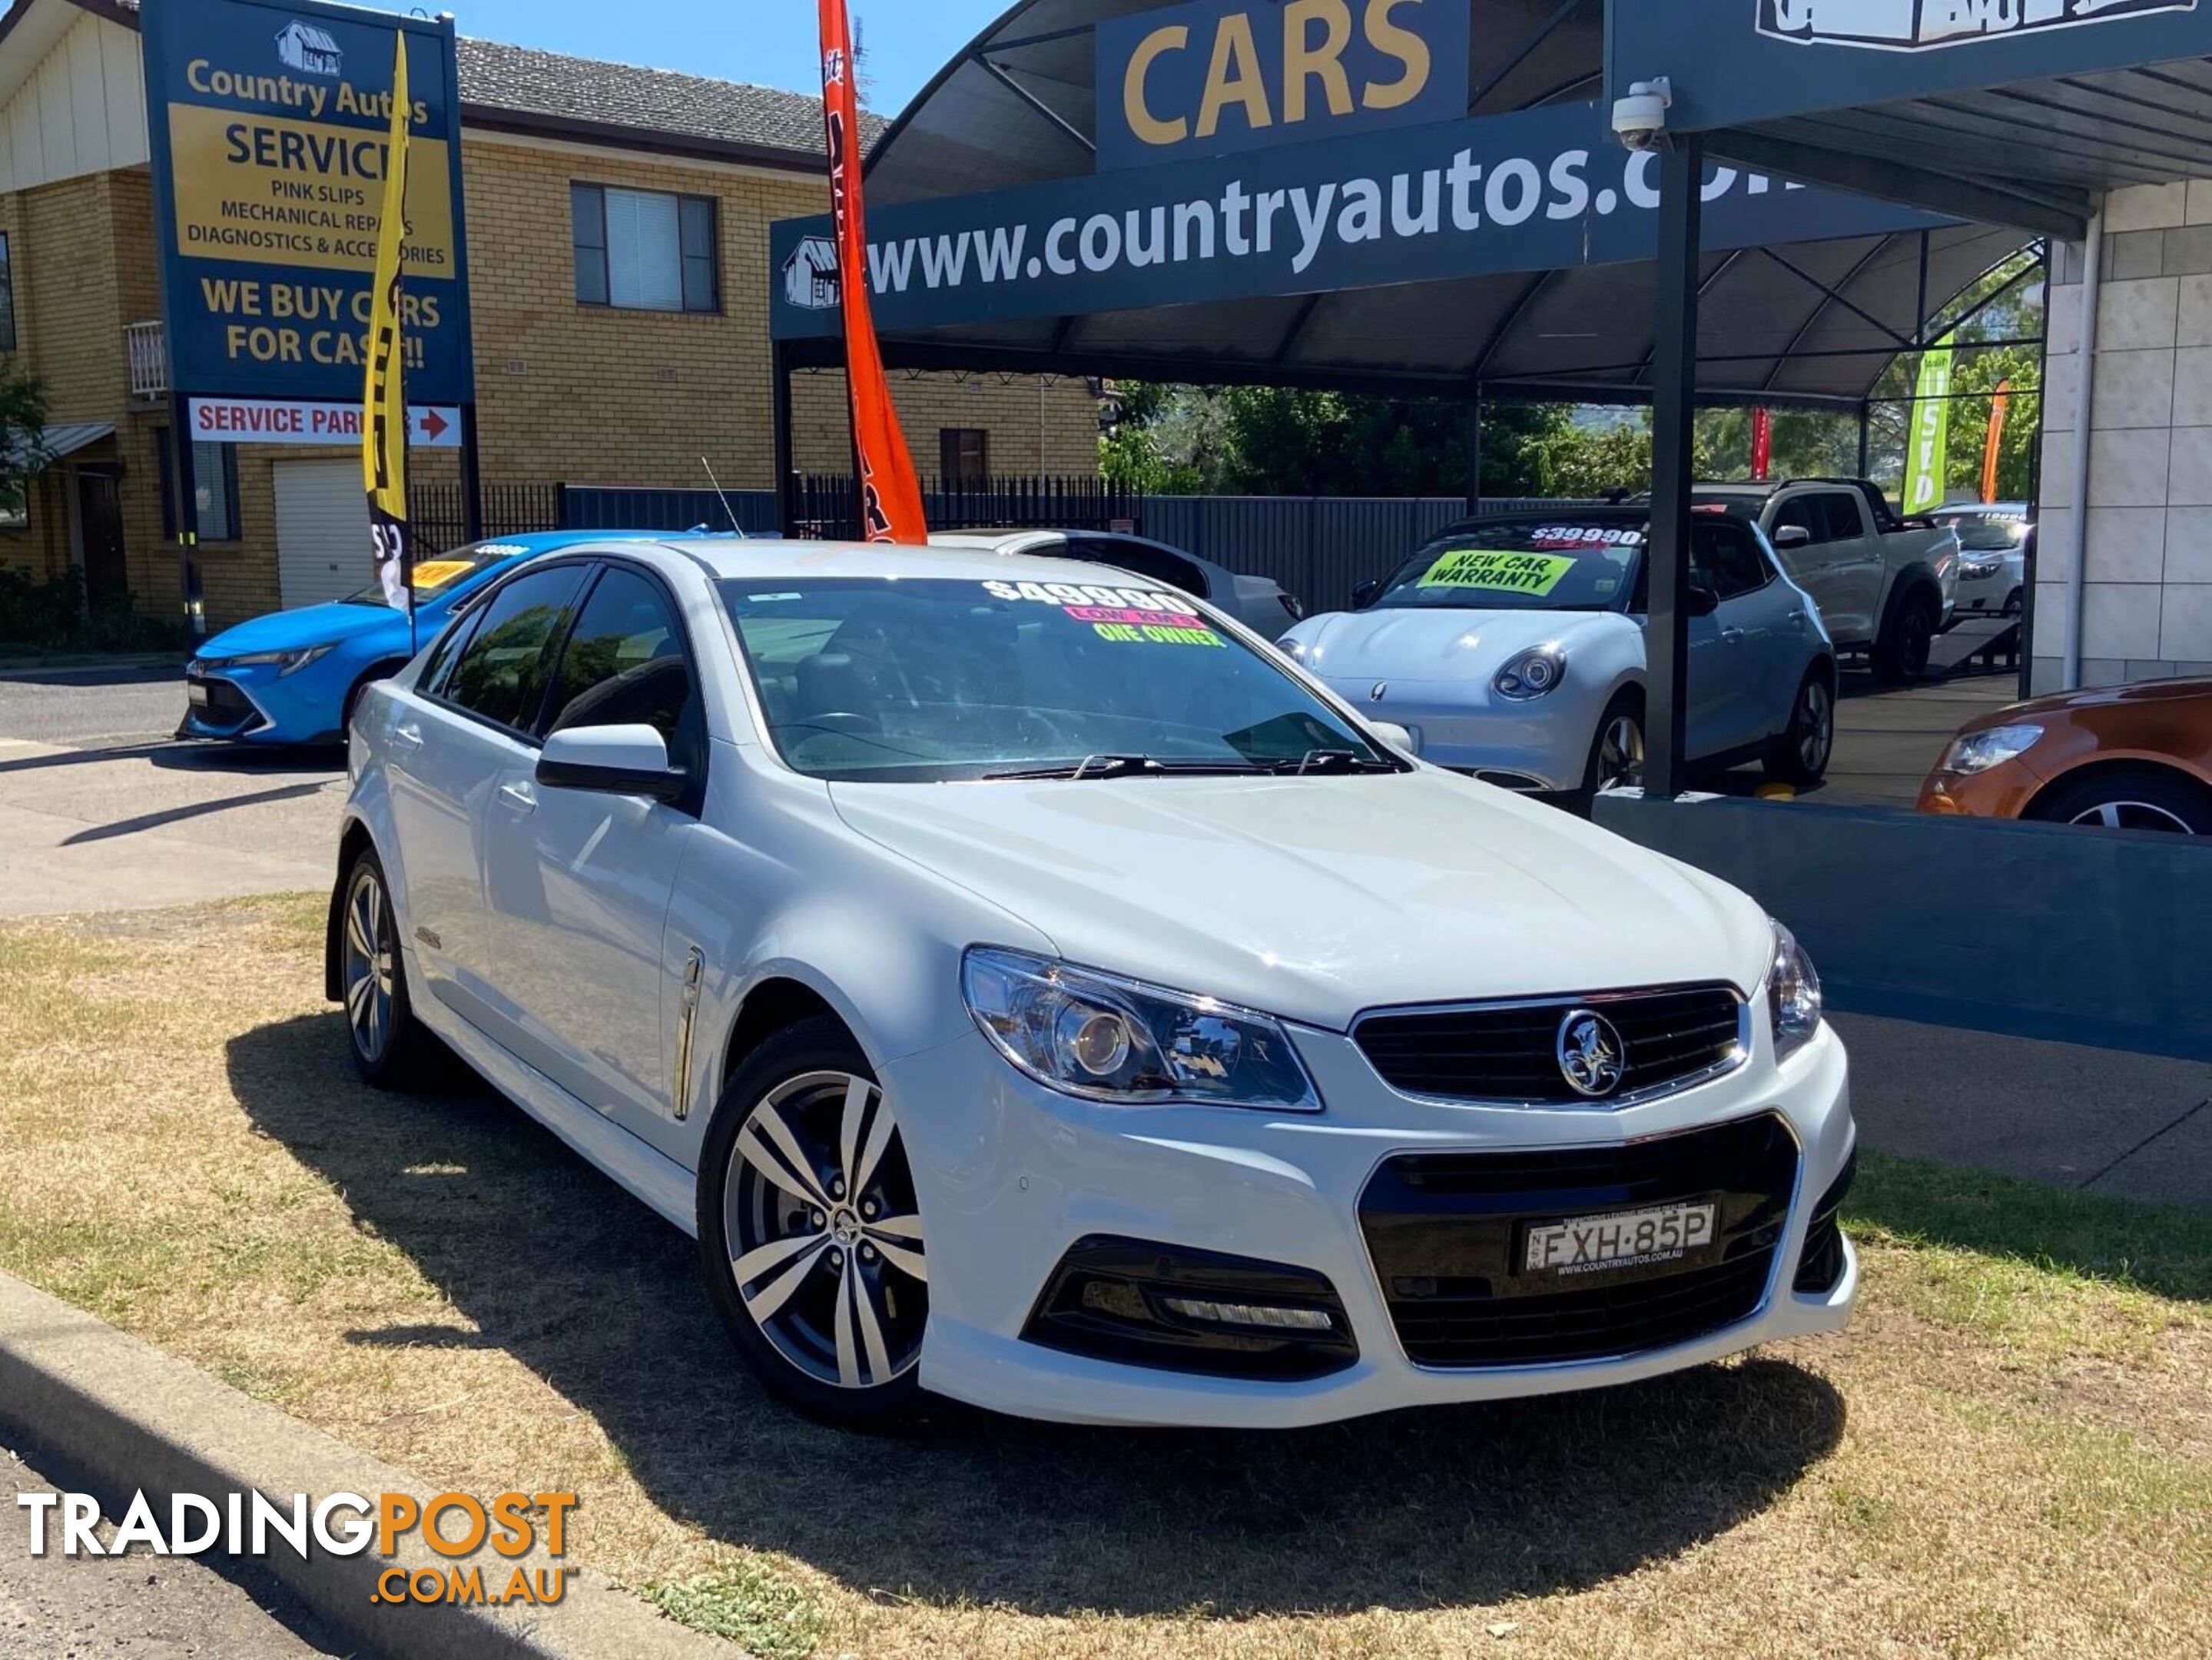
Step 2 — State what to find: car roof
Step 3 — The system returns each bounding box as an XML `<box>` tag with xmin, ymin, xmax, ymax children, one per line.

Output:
<box><xmin>643</xmin><ymin>536</ymin><xmax>1198</xmax><ymax>589</ymax></box>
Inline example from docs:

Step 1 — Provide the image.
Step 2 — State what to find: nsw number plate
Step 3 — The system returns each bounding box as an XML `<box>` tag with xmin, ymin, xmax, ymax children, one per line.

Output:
<box><xmin>1525</xmin><ymin>1202</ymin><xmax>1716</xmax><ymax>1276</ymax></box>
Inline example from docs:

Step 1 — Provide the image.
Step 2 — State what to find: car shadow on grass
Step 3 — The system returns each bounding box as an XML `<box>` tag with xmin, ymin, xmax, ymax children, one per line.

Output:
<box><xmin>227</xmin><ymin>1013</ymin><xmax>1846</xmax><ymax>1618</ymax></box>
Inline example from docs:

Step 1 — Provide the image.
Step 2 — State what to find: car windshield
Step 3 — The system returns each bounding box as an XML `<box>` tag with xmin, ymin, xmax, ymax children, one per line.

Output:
<box><xmin>721</xmin><ymin>577</ymin><xmax>1399</xmax><ymax>783</ymax></box>
<box><xmin>1951</xmin><ymin>520</ymin><xmax>2028</xmax><ymax>552</ymax></box>
<box><xmin>1368</xmin><ymin>520</ymin><xmax>1646</xmax><ymax>613</ymax></box>
<box><xmin>341</xmin><ymin>541</ymin><xmax>529</xmax><ymax>607</ymax></box>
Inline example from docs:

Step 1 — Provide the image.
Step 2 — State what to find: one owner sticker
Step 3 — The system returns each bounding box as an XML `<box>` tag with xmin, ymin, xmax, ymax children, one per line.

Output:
<box><xmin>1418</xmin><ymin>549</ymin><xmax>1577</xmax><ymax>597</ymax></box>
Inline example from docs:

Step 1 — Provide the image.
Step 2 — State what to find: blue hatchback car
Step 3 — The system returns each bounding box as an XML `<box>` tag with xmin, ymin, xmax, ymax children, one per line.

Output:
<box><xmin>180</xmin><ymin>531</ymin><xmax>695</xmax><ymax>745</ymax></box>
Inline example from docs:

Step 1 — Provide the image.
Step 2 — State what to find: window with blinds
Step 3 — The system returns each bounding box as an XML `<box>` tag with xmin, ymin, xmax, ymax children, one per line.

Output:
<box><xmin>572</xmin><ymin>184</ymin><xmax>719</xmax><ymax>314</ymax></box>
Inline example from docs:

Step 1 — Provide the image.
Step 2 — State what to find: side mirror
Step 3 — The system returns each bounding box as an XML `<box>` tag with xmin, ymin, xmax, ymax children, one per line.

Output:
<box><xmin>1772</xmin><ymin>524</ymin><xmax>1812</xmax><ymax>550</ymax></box>
<box><xmin>1684</xmin><ymin>583</ymin><xmax>1721</xmax><ymax>618</ymax></box>
<box><xmin>1351</xmin><ymin>579</ymin><xmax>1381</xmax><ymax>610</ymax></box>
<box><xmin>536</xmin><ymin>724</ymin><xmax>687</xmax><ymax>802</ymax></box>
<box><xmin>1368</xmin><ymin>720</ymin><xmax>1418</xmax><ymax>756</ymax></box>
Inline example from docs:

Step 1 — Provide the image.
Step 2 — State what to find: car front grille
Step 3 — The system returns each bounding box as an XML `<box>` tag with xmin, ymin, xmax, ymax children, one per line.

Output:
<box><xmin>186</xmin><ymin>675</ymin><xmax>264</xmax><ymax>735</ymax></box>
<box><xmin>1353</xmin><ymin>984</ymin><xmax>1746</xmax><ymax>1104</ymax></box>
<box><xmin>1358</xmin><ymin>1111</ymin><xmax>1799</xmax><ymax>1369</ymax></box>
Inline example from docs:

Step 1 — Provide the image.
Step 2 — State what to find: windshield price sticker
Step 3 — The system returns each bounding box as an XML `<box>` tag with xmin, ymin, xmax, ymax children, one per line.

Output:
<box><xmin>1418</xmin><ymin>549</ymin><xmax>1578</xmax><ymax>596</ymax></box>
<box><xmin>1529</xmin><ymin>524</ymin><xmax>1644</xmax><ymax>550</ymax></box>
<box><xmin>409</xmin><ymin>559</ymin><xmax>478</xmax><ymax>593</ymax></box>
<box><xmin>981</xmin><ymin>579</ymin><xmax>1221</xmax><ymax>644</ymax></box>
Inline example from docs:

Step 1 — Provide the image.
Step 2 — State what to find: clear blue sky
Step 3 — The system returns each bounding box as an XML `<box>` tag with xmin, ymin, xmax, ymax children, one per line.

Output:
<box><xmin>436</xmin><ymin>2</ymin><xmax>1008</xmax><ymax>118</ymax></box>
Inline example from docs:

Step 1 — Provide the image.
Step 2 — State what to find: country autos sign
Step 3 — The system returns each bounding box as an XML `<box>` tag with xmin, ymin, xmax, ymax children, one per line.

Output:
<box><xmin>140</xmin><ymin>0</ymin><xmax>476</xmax><ymax>406</ymax></box>
<box><xmin>1095</xmin><ymin>0</ymin><xmax>1470</xmax><ymax>171</ymax></box>
<box><xmin>1612</xmin><ymin>0</ymin><xmax>2212</xmax><ymax>131</ymax></box>
<box><xmin>1758</xmin><ymin>0</ymin><xmax>2196</xmax><ymax>53</ymax></box>
<box><xmin>771</xmin><ymin>101</ymin><xmax>1946</xmax><ymax>341</ymax></box>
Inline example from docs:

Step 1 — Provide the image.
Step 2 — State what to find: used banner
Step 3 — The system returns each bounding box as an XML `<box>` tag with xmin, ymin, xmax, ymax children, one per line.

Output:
<box><xmin>819</xmin><ymin>0</ymin><xmax>927</xmax><ymax>543</ymax></box>
<box><xmin>363</xmin><ymin>35</ymin><xmax>413</xmax><ymax>610</ymax></box>
<box><xmin>1903</xmin><ymin>336</ymin><xmax>1955</xmax><ymax>518</ymax></box>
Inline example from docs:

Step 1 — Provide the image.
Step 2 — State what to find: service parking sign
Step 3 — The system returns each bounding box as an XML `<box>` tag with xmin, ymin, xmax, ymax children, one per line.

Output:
<box><xmin>141</xmin><ymin>0</ymin><xmax>476</xmax><ymax>407</ymax></box>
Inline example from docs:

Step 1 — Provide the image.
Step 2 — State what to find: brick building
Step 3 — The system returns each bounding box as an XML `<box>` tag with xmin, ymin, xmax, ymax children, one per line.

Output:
<box><xmin>0</xmin><ymin>0</ymin><xmax>1102</xmax><ymax>629</ymax></box>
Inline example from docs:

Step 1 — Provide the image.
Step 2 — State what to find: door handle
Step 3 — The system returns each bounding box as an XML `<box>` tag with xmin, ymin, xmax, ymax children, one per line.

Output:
<box><xmin>497</xmin><ymin>780</ymin><xmax>536</xmax><ymax>813</ymax></box>
<box><xmin>393</xmin><ymin>722</ymin><xmax>423</xmax><ymax>749</ymax></box>
<box><xmin>1720</xmin><ymin>627</ymin><xmax>1747</xmax><ymax>642</ymax></box>
<box><xmin>1787</xmin><ymin>609</ymin><xmax>1806</xmax><ymax>622</ymax></box>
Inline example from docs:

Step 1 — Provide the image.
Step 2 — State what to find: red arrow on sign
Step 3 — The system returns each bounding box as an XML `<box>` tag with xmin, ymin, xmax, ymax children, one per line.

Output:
<box><xmin>418</xmin><ymin>409</ymin><xmax>450</xmax><ymax>442</ymax></box>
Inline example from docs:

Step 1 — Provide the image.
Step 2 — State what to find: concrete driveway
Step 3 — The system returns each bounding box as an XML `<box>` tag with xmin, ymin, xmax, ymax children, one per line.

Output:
<box><xmin>0</xmin><ymin>665</ymin><xmax>347</xmax><ymax>917</ymax></box>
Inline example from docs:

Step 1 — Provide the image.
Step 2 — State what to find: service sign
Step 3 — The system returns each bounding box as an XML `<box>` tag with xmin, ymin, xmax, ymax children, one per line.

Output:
<box><xmin>1096</xmin><ymin>0</ymin><xmax>1470</xmax><ymax>171</ymax></box>
<box><xmin>187</xmin><ymin>397</ymin><xmax>463</xmax><ymax>448</ymax></box>
<box><xmin>771</xmin><ymin>101</ymin><xmax>1947</xmax><ymax>340</ymax></box>
<box><xmin>141</xmin><ymin>0</ymin><xmax>476</xmax><ymax>405</ymax></box>
<box><xmin>1609</xmin><ymin>0</ymin><xmax>2212</xmax><ymax>133</ymax></box>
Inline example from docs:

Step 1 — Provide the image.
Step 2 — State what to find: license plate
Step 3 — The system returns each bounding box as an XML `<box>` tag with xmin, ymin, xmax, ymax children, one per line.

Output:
<box><xmin>1524</xmin><ymin>1201</ymin><xmax>1716</xmax><ymax>1276</ymax></box>
<box><xmin>187</xmin><ymin>682</ymin><xmax>210</xmax><ymax>707</ymax></box>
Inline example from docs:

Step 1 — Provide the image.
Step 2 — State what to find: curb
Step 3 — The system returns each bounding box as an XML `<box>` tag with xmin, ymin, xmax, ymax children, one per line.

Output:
<box><xmin>0</xmin><ymin>1270</ymin><xmax>731</xmax><ymax>1660</ymax></box>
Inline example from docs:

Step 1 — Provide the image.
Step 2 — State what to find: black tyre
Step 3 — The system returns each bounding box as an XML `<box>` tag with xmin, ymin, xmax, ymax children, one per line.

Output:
<box><xmin>338</xmin><ymin>848</ymin><xmax>433</xmax><ymax>1088</ymax></box>
<box><xmin>2002</xmin><ymin>587</ymin><xmax>2023</xmax><ymax>619</ymax></box>
<box><xmin>2029</xmin><ymin>767</ymin><xmax>2212</xmax><ymax>836</ymax></box>
<box><xmin>1566</xmin><ymin>691</ymin><xmax>1644</xmax><ymax>815</ymax></box>
<box><xmin>1872</xmin><ymin>586</ymin><xmax>1938</xmax><ymax>684</ymax></box>
<box><xmin>1763</xmin><ymin>666</ymin><xmax>1836</xmax><ymax>786</ymax></box>
<box><xmin>696</xmin><ymin>1018</ymin><xmax>928</xmax><ymax>1427</ymax></box>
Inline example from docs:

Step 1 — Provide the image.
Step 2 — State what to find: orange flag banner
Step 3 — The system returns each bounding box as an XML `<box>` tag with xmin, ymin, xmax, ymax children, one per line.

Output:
<box><xmin>1982</xmin><ymin>380</ymin><xmax>2011</xmax><ymax>505</ymax></box>
<box><xmin>818</xmin><ymin>0</ymin><xmax>927</xmax><ymax>543</ymax></box>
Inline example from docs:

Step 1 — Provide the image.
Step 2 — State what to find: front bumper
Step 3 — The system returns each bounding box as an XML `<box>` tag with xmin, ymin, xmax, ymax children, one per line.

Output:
<box><xmin>1318</xmin><ymin>678</ymin><xmax>1594</xmax><ymax>792</ymax></box>
<box><xmin>177</xmin><ymin>663</ymin><xmax>338</xmax><ymax>745</ymax></box>
<box><xmin>883</xmin><ymin>1015</ymin><xmax>1856</xmax><ymax>1427</ymax></box>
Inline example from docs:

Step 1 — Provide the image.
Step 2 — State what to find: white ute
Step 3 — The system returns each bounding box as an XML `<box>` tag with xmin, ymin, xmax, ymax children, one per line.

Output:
<box><xmin>1697</xmin><ymin>479</ymin><xmax>1959</xmax><ymax>683</ymax></box>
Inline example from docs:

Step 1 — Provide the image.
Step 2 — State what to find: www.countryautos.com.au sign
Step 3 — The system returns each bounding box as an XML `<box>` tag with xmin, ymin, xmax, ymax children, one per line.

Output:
<box><xmin>770</xmin><ymin>98</ymin><xmax>1943</xmax><ymax>341</ymax></box>
<box><xmin>141</xmin><ymin>0</ymin><xmax>476</xmax><ymax>405</ymax></box>
<box><xmin>1613</xmin><ymin>0</ymin><xmax>2212</xmax><ymax>132</ymax></box>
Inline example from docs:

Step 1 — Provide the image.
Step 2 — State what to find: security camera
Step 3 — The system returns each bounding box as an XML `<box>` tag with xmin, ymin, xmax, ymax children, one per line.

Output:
<box><xmin>1611</xmin><ymin>78</ymin><xmax>1673</xmax><ymax>152</ymax></box>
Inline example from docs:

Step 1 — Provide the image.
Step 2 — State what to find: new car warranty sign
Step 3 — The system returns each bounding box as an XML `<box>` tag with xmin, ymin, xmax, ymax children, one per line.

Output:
<box><xmin>1759</xmin><ymin>0</ymin><xmax>2197</xmax><ymax>51</ymax></box>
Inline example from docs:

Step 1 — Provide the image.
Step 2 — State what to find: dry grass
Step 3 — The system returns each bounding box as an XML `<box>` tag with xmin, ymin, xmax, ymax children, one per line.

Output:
<box><xmin>1</xmin><ymin>898</ymin><xmax>2207</xmax><ymax>1658</ymax></box>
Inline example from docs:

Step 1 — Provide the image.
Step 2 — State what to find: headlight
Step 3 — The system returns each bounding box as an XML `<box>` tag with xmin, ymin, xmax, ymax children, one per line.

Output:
<box><xmin>961</xmin><ymin>948</ymin><xmax>1321</xmax><ymax>1111</ymax></box>
<box><xmin>223</xmin><ymin>645</ymin><xmax>336</xmax><ymax>677</ymax></box>
<box><xmin>1494</xmin><ymin>645</ymin><xmax>1567</xmax><ymax>700</ymax></box>
<box><xmin>1959</xmin><ymin>558</ymin><xmax>2004</xmax><ymax>580</ymax></box>
<box><xmin>1939</xmin><ymin>723</ymin><xmax>2044</xmax><ymax>775</ymax></box>
<box><xmin>1278</xmin><ymin>636</ymin><xmax>1308</xmax><ymax>661</ymax></box>
<box><xmin>1766</xmin><ymin>921</ymin><xmax>1822</xmax><ymax>1065</ymax></box>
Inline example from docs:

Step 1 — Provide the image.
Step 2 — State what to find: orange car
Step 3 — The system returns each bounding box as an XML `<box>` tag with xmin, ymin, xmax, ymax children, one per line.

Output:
<box><xmin>1919</xmin><ymin>679</ymin><xmax>2212</xmax><ymax>835</ymax></box>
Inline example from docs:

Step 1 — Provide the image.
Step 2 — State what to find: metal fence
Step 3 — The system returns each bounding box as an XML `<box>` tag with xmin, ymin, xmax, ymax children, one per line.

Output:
<box><xmin>410</xmin><ymin>481</ymin><xmax>1615</xmax><ymax>618</ymax></box>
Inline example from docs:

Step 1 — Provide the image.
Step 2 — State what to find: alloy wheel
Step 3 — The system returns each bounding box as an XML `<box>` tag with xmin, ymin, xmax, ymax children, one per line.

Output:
<box><xmin>341</xmin><ymin>868</ymin><xmax>396</xmax><ymax>1063</ymax></box>
<box><xmin>1598</xmin><ymin>712</ymin><xmax>1645</xmax><ymax>790</ymax></box>
<box><xmin>2069</xmin><ymin>798</ymin><xmax>2195</xmax><ymax>834</ymax></box>
<box><xmin>1798</xmin><ymin>679</ymin><xmax>1834</xmax><ymax>774</ymax></box>
<box><xmin>724</xmin><ymin>1071</ymin><xmax>927</xmax><ymax>1391</ymax></box>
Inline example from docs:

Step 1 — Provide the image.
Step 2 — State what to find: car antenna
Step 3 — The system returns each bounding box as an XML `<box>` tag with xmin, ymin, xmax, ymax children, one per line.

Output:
<box><xmin>701</xmin><ymin>456</ymin><xmax>741</xmax><ymax>535</ymax></box>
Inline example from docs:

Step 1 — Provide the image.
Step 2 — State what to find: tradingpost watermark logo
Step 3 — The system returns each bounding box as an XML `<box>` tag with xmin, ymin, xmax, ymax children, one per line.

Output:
<box><xmin>18</xmin><ymin>1488</ymin><xmax>577</xmax><ymax>1609</ymax></box>
<box><xmin>1759</xmin><ymin>0</ymin><xmax>2197</xmax><ymax>51</ymax></box>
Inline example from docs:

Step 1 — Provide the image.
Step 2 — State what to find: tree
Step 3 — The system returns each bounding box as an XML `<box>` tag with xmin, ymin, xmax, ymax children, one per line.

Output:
<box><xmin>0</xmin><ymin>363</ymin><xmax>47</xmax><ymax>529</ymax></box>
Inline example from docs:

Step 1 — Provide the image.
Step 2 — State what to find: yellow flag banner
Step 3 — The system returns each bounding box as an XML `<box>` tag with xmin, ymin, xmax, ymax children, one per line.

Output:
<box><xmin>364</xmin><ymin>36</ymin><xmax>413</xmax><ymax>610</ymax></box>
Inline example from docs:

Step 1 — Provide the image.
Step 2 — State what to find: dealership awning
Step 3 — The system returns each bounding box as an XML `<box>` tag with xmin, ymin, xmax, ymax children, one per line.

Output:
<box><xmin>1607</xmin><ymin>2</ymin><xmax>2212</xmax><ymax>238</ymax></box>
<box><xmin>779</xmin><ymin>0</ymin><xmax>2035</xmax><ymax>408</ymax></box>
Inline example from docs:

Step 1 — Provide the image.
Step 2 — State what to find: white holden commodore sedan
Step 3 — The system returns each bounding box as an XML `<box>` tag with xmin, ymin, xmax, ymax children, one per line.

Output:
<box><xmin>329</xmin><ymin>536</ymin><xmax>1856</xmax><ymax>1428</ymax></box>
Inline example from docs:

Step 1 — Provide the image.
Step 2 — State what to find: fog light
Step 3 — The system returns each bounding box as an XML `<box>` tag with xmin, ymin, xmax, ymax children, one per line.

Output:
<box><xmin>1160</xmin><ymin>1297</ymin><xmax>1335</xmax><ymax>1332</ymax></box>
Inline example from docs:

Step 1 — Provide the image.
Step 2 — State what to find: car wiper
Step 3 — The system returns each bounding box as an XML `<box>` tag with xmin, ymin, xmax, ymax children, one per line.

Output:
<box><xmin>980</xmin><ymin>754</ymin><xmax>1274</xmax><ymax>782</ymax></box>
<box><xmin>1269</xmin><ymin>749</ymin><xmax>1403</xmax><ymax>775</ymax></box>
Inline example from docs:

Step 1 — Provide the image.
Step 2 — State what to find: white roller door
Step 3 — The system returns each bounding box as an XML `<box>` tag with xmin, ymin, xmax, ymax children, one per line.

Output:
<box><xmin>274</xmin><ymin>459</ymin><xmax>371</xmax><ymax>609</ymax></box>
